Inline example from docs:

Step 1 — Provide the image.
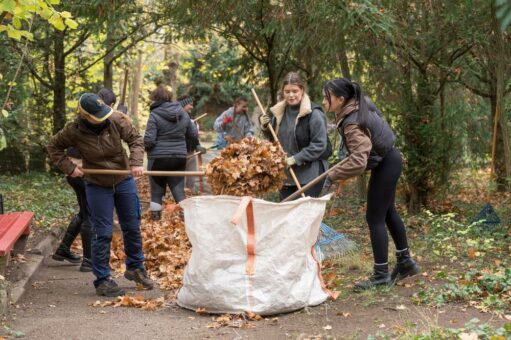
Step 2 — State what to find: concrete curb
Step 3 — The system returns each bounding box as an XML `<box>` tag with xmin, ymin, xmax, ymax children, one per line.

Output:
<box><xmin>8</xmin><ymin>230</ymin><xmax>63</xmax><ymax>306</ymax></box>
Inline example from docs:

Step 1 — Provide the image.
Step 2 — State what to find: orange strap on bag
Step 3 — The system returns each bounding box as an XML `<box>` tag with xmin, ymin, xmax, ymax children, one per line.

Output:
<box><xmin>311</xmin><ymin>246</ymin><xmax>337</xmax><ymax>300</ymax></box>
<box><xmin>230</xmin><ymin>197</ymin><xmax>256</xmax><ymax>276</ymax></box>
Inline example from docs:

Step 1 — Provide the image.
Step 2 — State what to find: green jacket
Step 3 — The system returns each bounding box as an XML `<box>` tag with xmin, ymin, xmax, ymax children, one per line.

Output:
<box><xmin>47</xmin><ymin>112</ymin><xmax>144</xmax><ymax>187</ymax></box>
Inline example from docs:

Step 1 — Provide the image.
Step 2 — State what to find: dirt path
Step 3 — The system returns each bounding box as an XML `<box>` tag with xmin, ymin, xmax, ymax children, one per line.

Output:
<box><xmin>3</xmin><ymin>259</ymin><xmax>498</xmax><ymax>339</ymax></box>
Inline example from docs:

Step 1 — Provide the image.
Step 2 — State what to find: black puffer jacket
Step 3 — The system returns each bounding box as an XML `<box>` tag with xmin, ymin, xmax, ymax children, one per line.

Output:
<box><xmin>144</xmin><ymin>101</ymin><xmax>199</xmax><ymax>159</ymax></box>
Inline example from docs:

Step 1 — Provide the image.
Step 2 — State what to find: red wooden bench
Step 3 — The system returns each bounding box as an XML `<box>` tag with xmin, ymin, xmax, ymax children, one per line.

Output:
<box><xmin>0</xmin><ymin>212</ymin><xmax>33</xmax><ymax>256</ymax></box>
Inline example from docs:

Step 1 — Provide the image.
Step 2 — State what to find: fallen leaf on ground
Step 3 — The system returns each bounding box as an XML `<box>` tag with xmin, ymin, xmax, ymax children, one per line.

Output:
<box><xmin>336</xmin><ymin>312</ymin><xmax>352</xmax><ymax>318</ymax></box>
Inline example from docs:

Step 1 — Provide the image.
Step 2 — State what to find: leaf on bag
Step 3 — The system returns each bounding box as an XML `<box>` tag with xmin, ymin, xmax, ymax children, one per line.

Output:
<box><xmin>196</xmin><ymin>307</ymin><xmax>207</xmax><ymax>315</ymax></box>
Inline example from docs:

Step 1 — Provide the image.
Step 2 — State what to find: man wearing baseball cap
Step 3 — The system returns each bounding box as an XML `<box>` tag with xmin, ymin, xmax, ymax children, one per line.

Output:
<box><xmin>47</xmin><ymin>93</ymin><xmax>154</xmax><ymax>297</ymax></box>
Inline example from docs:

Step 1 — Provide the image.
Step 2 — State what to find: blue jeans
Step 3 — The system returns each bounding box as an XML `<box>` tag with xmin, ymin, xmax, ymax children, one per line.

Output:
<box><xmin>85</xmin><ymin>177</ymin><xmax>145</xmax><ymax>287</ymax></box>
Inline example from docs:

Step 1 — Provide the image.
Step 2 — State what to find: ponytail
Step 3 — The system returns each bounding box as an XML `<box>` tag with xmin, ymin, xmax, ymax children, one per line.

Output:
<box><xmin>351</xmin><ymin>82</ymin><xmax>369</xmax><ymax>129</ymax></box>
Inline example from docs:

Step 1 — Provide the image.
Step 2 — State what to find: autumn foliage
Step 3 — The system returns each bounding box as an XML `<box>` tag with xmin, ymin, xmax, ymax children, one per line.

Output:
<box><xmin>205</xmin><ymin>138</ymin><xmax>287</xmax><ymax>196</ymax></box>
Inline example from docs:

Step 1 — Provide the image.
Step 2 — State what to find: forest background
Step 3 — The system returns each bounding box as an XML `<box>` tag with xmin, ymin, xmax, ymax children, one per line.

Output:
<box><xmin>0</xmin><ymin>0</ymin><xmax>511</xmax><ymax>215</ymax></box>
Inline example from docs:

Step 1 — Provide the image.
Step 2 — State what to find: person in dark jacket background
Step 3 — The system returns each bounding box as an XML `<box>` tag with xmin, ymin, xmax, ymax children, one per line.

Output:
<box><xmin>322</xmin><ymin>78</ymin><xmax>419</xmax><ymax>291</ymax></box>
<box><xmin>144</xmin><ymin>86</ymin><xmax>199</xmax><ymax>220</ymax></box>
<box><xmin>178</xmin><ymin>95</ymin><xmax>206</xmax><ymax>194</ymax></box>
<box><xmin>259</xmin><ymin>72</ymin><xmax>330</xmax><ymax>201</ymax></box>
<box><xmin>47</xmin><ymin>93</ymin><xmax>154</xmax><ymax>297</ymax></box>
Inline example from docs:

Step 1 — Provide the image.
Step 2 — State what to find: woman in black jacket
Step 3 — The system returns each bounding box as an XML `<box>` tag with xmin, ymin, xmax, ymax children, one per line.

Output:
<box><xmin>322</xmin><ymin>78</ymin><xmax>419</xmax><ymax>291</ymax></box>
<box><xmin>144</xmin><ymin>85</ymin><xmax>199</xmax><ymax>220</ymax></box>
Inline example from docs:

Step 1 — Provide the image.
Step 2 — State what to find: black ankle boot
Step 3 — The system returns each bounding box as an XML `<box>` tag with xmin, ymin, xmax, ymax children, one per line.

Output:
<box><xmin>354</xmin><ymin>265</ymin><xmax>392</xmax><ymax>292</ymax></box>
<box><xmin>391</xmin><ymin>249</ymin><xmax>420</xmax><ymax>282</ymax></box>
<box><xmin>80</xmin><ymin>257</ymin><xmax>93</xmax><ymax>272</ymax></box>
<box><xmin>52</xmin><ymin>240</ymin><xmax>81</xmax><ymax>263</ymax></box>
<box><xmin>151</xmin><ymin>210</ymin><xmax>161</xmax><ymax>221</ymax></box>
<box><xmin>52</xmin><ymin>215</ymin><xmax>82</xmax><ymax>263</ymax></box>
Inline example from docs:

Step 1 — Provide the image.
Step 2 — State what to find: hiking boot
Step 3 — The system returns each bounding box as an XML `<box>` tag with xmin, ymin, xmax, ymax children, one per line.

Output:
<box><xmin>79</xmin><ymin>257</ymin><xmax>93</xmax><ymax>272</ymax></box>
<box><xmin>391</xmin><ymin>249</ymin><xmax>420</xmax><ymax>282</ymax></box>
<box><xmin>96</xmin><ymin>279</ymin><xmax>125</xmax><ymax>297</ymax></box>
<box><xmin>124</xmin><ymin>268</ymin><xmax>154</xmax><ymax>290</ymax></box>
<box><xmin>151</xmin><ymin>210</ymin><xmax>161</xmax><ymax>221</ymax></box>
<box><xmin>354</xmin><ymin>265</ymin><xmax>392</xmax><ymax>292</ymax></box>
<box><xmin>52</xmin><ymin>244</ymin><xmax>81</xmax><ymax>264</ymax></box>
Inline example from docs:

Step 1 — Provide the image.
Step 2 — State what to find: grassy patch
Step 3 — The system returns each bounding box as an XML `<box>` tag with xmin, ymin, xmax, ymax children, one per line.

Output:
<box><xmin>369</xmin><ymin>318</ymin><xmax>511</xmax><ymax>339</ymax></box>
<box><xmin>0</xmin><ymin>172</ymin><xmax>75</xmax><ymax>231</ymax></box>
<box><xmin>413</xmin><ymin>268</ymin><xmax>511</xmax><ymax>314</ymax></box>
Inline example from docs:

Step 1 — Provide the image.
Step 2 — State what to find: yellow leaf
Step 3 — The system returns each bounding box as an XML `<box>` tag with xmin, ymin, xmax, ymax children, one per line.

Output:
<box><xmin>65</xmin><ymin>18</ymin><xmax>78</xmax><ymax>29</ymax></box>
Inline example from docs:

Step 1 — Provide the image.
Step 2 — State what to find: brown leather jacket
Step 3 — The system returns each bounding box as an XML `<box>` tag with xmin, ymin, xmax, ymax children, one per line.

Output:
<box><xmin>47</xmin><ymin>112</ymin><xmax>144</xmax><ymax>187</ymax></box>
<box><xmin>328</xmin><ymin>100</ymin><xmax>372</xmax><ymax>181</ymax></box>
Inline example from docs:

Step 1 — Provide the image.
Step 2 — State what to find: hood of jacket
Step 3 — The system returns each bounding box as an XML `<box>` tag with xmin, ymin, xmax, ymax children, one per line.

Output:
<box><xmin>150</xmin><ymin>101</ymin><xmax>186</xmax><ymax>123</ymax></box>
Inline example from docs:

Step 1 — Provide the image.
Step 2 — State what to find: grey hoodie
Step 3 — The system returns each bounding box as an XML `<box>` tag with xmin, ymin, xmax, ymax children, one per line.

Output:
<box><xmin>144</xmin><ymin>101</ymin><xmax>199</xmax><ymax>159</ymax></box>
<box><xmin>214</xmin><ymin>107</ymin><xmax>254</xmax><ymax>141</ymax></box>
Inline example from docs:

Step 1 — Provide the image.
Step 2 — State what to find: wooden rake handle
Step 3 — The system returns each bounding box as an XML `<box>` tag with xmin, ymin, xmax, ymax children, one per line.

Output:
<box><xmin>81</xmin><ymin>169</ymin><xmax>205</xmax><ymax>177</ymax></box>
<box><xmin>193</xmin><ymin>112</ymin><xmax>208</xmax><ymax>123</ymax></box>
<box><xmin>251</xmin><ymin>88</ymin><xmax>305</xmax><ymax>198</ymax></box>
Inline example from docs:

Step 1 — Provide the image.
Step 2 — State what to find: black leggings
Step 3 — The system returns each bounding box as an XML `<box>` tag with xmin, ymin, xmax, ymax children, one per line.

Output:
<box><xmin>66</xmin><ymin>176</ymin><xmax>92</xmax><ymax>259</ymax></box>
<box><xmin>366</xmin><ymin>148</ymin><xmax>409</xmax><ymax>264</ymax></box>
<box><xmin>149</xmin><ymin>157</ymin><xmax>187</xmax><ymax>204</ymax></box>
<box><xmin>67</xmin><ymin>176</ymin><xmax>89</xmax><ymax>220</ymax></box>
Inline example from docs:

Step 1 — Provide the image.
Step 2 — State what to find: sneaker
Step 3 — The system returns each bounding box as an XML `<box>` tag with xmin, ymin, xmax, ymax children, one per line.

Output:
<box><xmin>96</xmin><ymin>279</ymin><xmax>126</xmax><ymax>297</ymax></box>
<box><xmin>79</xmin><ymin>258</ymin><xmax>93</xmax><ymax>272</ymax></box>
<box><xmin>124</xmin><ymin>268</ymin><xmax>154</xmax><ymax>290</ymax></box>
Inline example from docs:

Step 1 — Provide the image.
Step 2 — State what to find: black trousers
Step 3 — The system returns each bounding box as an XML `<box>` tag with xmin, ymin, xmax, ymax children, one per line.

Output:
<box><xmin>65</xmin><ymin>176</ymin><xmax>92</xmax><ymax>259</ymax></box>
<box><xmin>67</xmin><ymin>176</ymin><xmax>89</xmax><ymax>220</ymax></box>
<box><xmin>149</xmin><ymin>157</ymin><xmax>187</xmax><ymax>204</ymax></box>
<box><xmin>366</xmin><ymin>148</ymin><xmax>409</xmax><ymax>264</ymax></box>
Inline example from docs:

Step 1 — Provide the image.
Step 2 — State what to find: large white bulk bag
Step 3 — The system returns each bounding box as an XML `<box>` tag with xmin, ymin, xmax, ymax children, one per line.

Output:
<box><xmin>177</xmin><ymin>195</ymin><xmax>333</xmax><ymax>315</ymax></box>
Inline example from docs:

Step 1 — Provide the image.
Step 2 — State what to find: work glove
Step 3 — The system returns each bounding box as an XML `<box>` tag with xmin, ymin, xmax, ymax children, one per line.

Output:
<box><xmin>223</xmin><ymin>115</ymin><xmax>233</xmax><ymax>126</ymax></box>
<box><xmin>286</xmin><ymin>156</ymin><xmax>296</xmax><ymax>167</ymax></box>
<box><xmin>259</xmin><ymin>114</ymin><xmax>271</xmax><ymax>129</ymax></box>
<box><xmin>196</xmin><ymin>145</ymin><xmax>207</xmax><ymax>154</ymax></box>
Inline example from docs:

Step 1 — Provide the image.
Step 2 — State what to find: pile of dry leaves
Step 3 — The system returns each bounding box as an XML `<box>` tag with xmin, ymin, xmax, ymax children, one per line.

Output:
<box><xmin>205</xmin><ymin>138</ymin><xmax>287</xmax><ymax>196</ymax></box>
<box><xmin>90</xmin><ymin>295</ymin><xmax>165</xmax><ymax>311</ymax></box>
<box><xmin>110</xmin><ymin>205</ymin><xmax>191</xmax><ymax>291</ymax></box>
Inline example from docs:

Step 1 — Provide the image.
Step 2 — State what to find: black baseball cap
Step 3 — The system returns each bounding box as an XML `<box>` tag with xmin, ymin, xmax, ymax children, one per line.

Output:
<box><xmin>78</xmin><ymin>93</ymin><xmax>113</xmax><ymax>122</ymax></box>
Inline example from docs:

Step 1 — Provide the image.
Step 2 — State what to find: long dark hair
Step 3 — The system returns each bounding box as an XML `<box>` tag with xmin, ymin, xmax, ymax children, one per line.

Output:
<box><xmin>323</xmin><ymin>78</ymin><xmax>369</xmax><ymax>128</ymax></box>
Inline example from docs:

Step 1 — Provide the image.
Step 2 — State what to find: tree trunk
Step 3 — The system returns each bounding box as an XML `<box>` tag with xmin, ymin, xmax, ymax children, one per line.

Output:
<box><xmin>129</xmin><ymin>52</ymin><xmax>143</xmax><ymax>129</ymax></box>
<box><xmin>163</xmin><ymin>42</ymin><xmax>179</xmax><ymax>92</ymax></box>
<box><xmin>120</xmin><ymin>68</ymin><xmax>129</xmax><ymax>105</ymax></box>
<box><xmin>103</xmin><ymin>25</ymin><xmax>115</xmax><ymax>89</ymax></box>
<box><xmin>491</xmin><ymin>5</ymin><xmax>511</xmax><ymax>191</ymax></box>
<box><xmin>53</xmin><ymin>29</ymin><xmax>66</xmax><ymax>134</ymax></box>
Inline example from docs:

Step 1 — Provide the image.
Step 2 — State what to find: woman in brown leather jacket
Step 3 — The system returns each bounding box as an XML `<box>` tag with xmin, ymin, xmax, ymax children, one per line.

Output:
<box><xmin>322</xmin><ymin>78</ymin><xmax>419</xmax><ymax>291</ymax></box>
